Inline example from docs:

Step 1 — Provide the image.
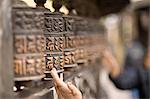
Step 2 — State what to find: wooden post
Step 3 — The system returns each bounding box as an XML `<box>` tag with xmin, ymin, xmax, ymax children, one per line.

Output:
<box><xmin>0</xmin><ymin>0</ymin><xmax>14</xmax><ymax>98</ymax></box>
<box><xmin>146</xmin><ymin>5</ymin><xmax>150</xmax><ymax>52</ymax></box>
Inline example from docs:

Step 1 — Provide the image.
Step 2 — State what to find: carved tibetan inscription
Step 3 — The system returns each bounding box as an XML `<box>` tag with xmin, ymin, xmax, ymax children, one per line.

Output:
<box><xmin>63</xmin><ymin>16</ymin><xmax>77</xmax><ymax>68</ymax></box>
<box><xmin>44</xmin><ymin>13</ymin><xmax>65</xmax><ymax>76</ymax></box>
<box><xmin>12</xmin><ymin>8</ymin><xmax>45</xmax><ymax>81</ymax></box>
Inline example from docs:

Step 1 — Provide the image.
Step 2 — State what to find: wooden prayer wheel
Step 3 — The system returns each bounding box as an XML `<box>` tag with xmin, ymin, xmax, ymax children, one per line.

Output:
<box><xmin>74</xmin><ymin>17</ymin><xmax>89</xmax><ymax>66</ymax></box>
<box><xmin>12</xmin><ymin>6</ymin><xmax>46</xmax><ymax>81</ymax></box>
<box><xmin>44</xmin><ymin>12</ymin><xmax>65</xmax><ymax>79</ymax></box>
<box><xmin>63</xmin><ymin>15</ymin><xmax>77</xmax><ymax>68</ymax></box>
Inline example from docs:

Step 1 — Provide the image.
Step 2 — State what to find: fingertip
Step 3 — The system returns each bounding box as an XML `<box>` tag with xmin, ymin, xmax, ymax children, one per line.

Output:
<box><xmin>53</xmin><ymin>68</ymin><xmax>57</xmax><ymax>71</ymax></box>
<box><xmin>67</xmin><ymin>82</ymin><xmax>72</xmax><ymax>85</ymax></box>
<box><xmin>67</xmin><ymin>82</ymin><xmax>81</xmax><ymax>96</ymax></box>
<box><xmin>67</xmin><ymin>82</ymin><xmax>76</xmax><ymax>90</ymax></box>
<box><xmin>50</xmin><ymin>68</ymin><xmax>57</xmax><ymax>75</ymax></box>
<box><xmin>50</xmin><ymin>68</ymin><xmax>59</xmax><ymax>81</ymax></box>
<box><xmin>51</xmin><ymin>68</ymin><xmax>56</xmax><ymax>72</ymax></box>
<box><xmin>50</xmin><ymin>68</ymin><xmax>64</xmax><ymax>87</ymax></box>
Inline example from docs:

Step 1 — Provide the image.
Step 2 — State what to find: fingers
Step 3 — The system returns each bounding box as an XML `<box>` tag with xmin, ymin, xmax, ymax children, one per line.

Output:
<box><xmin>67</xmin><ymin>82</ymin><xmax>81</xmax><ymax>96</ymax></box>
<box><xmin>51</xmin><ymin>68</ymin><xmax>81</xmax><ymax>97</ymax></box>
<box><xmin>50</xmin><ymin>68</ymin><xmax>63</xmax><ymax>87</ymax></box>
<box><xmin>55</xmin><ymin>86</ymin><xmax>64</xmax><ymax>99</ymax></box>
<box><xmin>51</xmin><ymin>68</ymin><xmax>70</xmax><ymax>92</ymax></box>
<box><xmin>103</xmin><ymin>49</ymin><xmax>112</xmax><ymax>57</ymax></box>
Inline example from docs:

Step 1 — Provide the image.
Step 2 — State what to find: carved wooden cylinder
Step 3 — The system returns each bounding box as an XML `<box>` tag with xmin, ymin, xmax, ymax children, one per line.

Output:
<box><xmin>12</xmin><ymin>7</ymin><xmax>46</xmax><ymax>81</ymax></box>
<box><xmin>44</xmin><ymin>12</ymin><xmax>65</xmax><ymax>79</ymax></box>
<box><xmin>85</xmin><ymin>19</ymin><xmax>105</xmax><ymax>64</ymax></box>
<box><xmin>63</xmin><ymin>15</ymin><xmax>77</xmax><ymax>68</ymax></box>
<box><xmin>74</xmin><ymin>17</ymin><xmax>88</xmax><ymax>65</ymax></box>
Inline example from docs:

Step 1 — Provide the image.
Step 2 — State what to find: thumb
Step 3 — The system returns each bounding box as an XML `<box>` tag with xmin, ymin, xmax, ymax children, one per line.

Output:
<box><xmin>67</xmin><ymin>82</ymin><xmax>81</xmax><ymax>96</ymax></box>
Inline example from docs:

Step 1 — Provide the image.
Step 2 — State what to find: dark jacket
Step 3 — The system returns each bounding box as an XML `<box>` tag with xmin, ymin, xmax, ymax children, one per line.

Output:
<box><xmin>109</xmin><ymin>42</ymin><xmax>150</xmax><ymax>99</ymax></box>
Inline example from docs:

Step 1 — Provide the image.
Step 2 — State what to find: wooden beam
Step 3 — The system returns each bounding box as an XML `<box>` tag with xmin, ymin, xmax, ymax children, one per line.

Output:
<box><xmin>0</xmin><ymin>0</ymin><xmax>14</xmax><ymax>98</ymax></box>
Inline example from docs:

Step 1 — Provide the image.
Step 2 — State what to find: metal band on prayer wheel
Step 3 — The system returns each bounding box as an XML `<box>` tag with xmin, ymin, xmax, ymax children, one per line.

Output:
<box><xmin>12</xmin><ymin>7</ymin><xmax>45</xmax><ymax>81</ymax></box>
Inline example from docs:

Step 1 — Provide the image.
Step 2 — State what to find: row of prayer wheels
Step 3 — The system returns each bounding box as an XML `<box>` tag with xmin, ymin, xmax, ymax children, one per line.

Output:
<box><xmin>12</xmin><ymin>0</ymin><xmax>105</xmax><ymax>82</ymax></box>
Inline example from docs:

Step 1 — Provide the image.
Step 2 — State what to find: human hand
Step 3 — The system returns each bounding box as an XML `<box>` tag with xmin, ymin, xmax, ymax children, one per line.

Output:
<box><xmin>144</xmin><ymin>50</ymin><xmax>150</xmax><ymax>68</ymax></box>
<box><xmin>102</xmin><ymin>49</ymin><xmax>120</xmax><ymax>77</ymax></box>
<box><xmin>50</xmin><ymin>68</ymin><xmax>82</xmax><ymax>99</ymax></box>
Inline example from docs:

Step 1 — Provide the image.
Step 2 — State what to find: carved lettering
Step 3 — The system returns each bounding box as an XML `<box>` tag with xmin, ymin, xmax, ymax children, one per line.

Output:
<box><xmin>46</xmin><ymin>37</ymin><xmax>64</xmax><ymax>51</ymax></box>
<box><xmin>15</xmin><ymin>35</ymin><xmax>45</xmax><ymax>54</ymax></box>
<box><xmin>53</xmin><ymin>18</ymin><xmax>64</xmax><ymax>32</ymax></box>
<box><xmin>27</xmin><ymin>36</ymin><xmax>36</xmax><ymax>53</ymax></box>
<box><xmin>46</xmin><ymin>37</ymin><xmax>55</xmax><ymax>51</ymax></box>
<box><xmin>65</xmin><ymin>18</ymin><xmax>74</xmax><ymax>31</ymax></box>
<box><xmin>64</xmin><ymin>51</ymin><xmax>76</xmax><ymax>65</ymax></box>
<box><xmin>26</xmin><ymin>58</ymin><xmax>35</xmax><ymax>75</ymax></box>
<box><xmin>45</xmin><ymin>17</ymin><xmax>64</xmax><ymax>33</ymax></box>
<box><xmin>46</xmin><ymin>56</ymin><xmax>54</xmax><ymax>70</ymax></box>
<box><xmin>59</xmin><ymin>37</ymin><xmax>64</xmax><ymax>51</ymax></box>
<box><xmin>36</xmin><ymin>58</ymin><xmax>45</xmax><ymax>74</ymax></box>
<box><xmin>14</xmin><ymin>59</ymin><xmax>25</xmax><ymax>75</ymax></box>
<box><xmin>14</xmin><ymin>36</ymin><xmax>26</xmax><ymax>54</ymax></box>
<box><xmin>60</xmin><ymin>55</ymin><xmax>64</xmax><ymax>68</ymax></box>
<box><xmin>13</xmin><ymin>9</ymin><xmax>44</xmax><ymax>30</ymax></box>
<box><xmin>46</xmin><ymin>55</ymin><xmax>64</xmax><ymax>71</ymax></box>
<box><xmin>54</xmin><ymin>56</ymin><xmax>59</xmax><ymax>67</ymax></box>
<box><xmin>37</xmin><ymin>35</ymin><xmax>45</xmax><ymax>52</ymax></box>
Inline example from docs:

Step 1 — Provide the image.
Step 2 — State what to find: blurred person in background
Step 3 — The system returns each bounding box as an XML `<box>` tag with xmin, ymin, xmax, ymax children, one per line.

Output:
<box><xmin>103</xmin><ymin>4</ymin><xmax>150</xmax><ymax>99</ymax></box>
